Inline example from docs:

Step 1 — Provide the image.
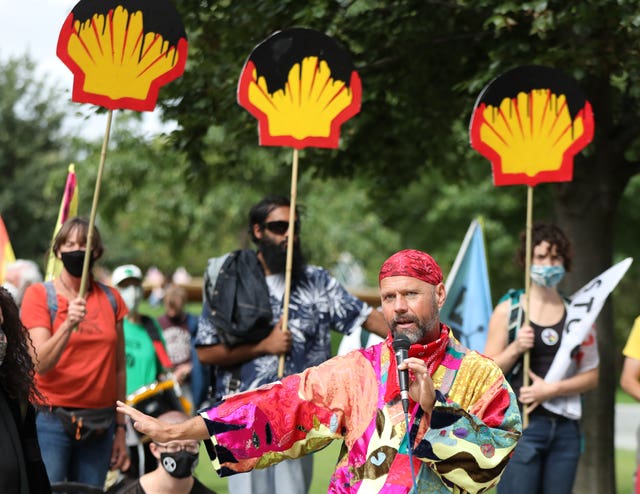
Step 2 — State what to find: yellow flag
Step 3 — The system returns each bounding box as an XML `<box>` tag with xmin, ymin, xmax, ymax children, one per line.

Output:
<box><xmin>0</xmin><ymin>215</ymin><xmax>16</xmax><ymax>284</ymax></box>
<box><xmin>46</xmin><ymin>164</ymin><xmax>79</xmax><ymax>281</ymax></box>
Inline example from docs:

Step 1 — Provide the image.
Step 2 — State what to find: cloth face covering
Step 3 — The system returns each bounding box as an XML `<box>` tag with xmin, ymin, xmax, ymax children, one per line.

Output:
<box><xmin>530</xmin><ymin>265</ymin><xmax>565</xmax><ymax>288</ymax></box>
<box><xmin>160</xmin><ymin>451</ymin><xmax>199</xmax><ymax>478</ymax></box>
<box><xmin>60</xmin><ymin>250</ymin><xmax>92</xmax><ymax>278</ymax></box>
<box><xmin>118</xmin><ymin>285</ymin><xmax>143</xmax><ymax>312</ymax></box>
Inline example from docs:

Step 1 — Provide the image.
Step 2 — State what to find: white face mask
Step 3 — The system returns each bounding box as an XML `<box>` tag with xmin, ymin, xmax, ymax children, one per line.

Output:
<box><xmin>118</xmin><ymin>285</ymin><xmax>143</xmax><ymax>313</ymax></box>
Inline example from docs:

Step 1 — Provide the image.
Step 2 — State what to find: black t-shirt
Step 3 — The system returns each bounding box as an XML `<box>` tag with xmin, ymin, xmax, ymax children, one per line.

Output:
<box><xmin>510</xmin><ymin>312</ymin><xmax>566</xmax><ymax>399</ymax></box>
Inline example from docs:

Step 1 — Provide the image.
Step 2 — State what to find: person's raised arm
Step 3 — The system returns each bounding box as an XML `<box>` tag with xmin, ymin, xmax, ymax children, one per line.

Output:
<box><xmin>484</xmin><ymin>299</ymin><xmax>533</xmax><ymax>374</ymax></box>
<box><xmin>29</xmin><ymin>296</ymin><xmax>86</xmax><ymax>374</ymax></box>
<box><xmin>196</xmin><ymin>320</ymin><xmax>292</xmax><ymax>367</ymax></box>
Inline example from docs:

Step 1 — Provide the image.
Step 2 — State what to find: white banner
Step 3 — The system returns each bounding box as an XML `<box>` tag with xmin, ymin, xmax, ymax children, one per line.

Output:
<box><xmin>542</xmin><ymin>257</ymin><xmax>632</xmax><ymax>418</ymax></box>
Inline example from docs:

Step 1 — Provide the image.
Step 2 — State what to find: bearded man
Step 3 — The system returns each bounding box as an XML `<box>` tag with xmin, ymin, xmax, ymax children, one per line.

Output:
<box><xmin>194</xmin><ymin>195</ymin><xmax>388</xmax><ymax>494</ymax></box>
<box><xmin>119</xmin><ymin>248</ymin><xmax>521</xmax><ymax>493</ymax></box>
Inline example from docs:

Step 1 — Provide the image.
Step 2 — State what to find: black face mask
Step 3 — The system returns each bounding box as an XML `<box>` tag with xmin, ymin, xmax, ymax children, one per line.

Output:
<box><xmin>60</xmin><ymin>250</ymin><xmax>94</xmax><ymax>278</ymax></box>
<box><xmin>160</xmin><ymin>451</ymin><xmax>199</xmax><ymax>479</ymax></box>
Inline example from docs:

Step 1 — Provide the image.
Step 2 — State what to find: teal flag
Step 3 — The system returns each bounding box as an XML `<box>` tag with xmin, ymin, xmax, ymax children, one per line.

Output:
<box><xmin>441</xmin><ymin>219</ymin><xmax>492</xmax><ymax>353</ymax></box>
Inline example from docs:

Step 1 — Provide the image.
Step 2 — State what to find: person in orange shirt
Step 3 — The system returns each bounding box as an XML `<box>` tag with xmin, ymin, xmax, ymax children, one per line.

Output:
<box><xmin>21</xmin><ymin>217</ymin><xmax>130</xmax><ymax>489</ymax></box>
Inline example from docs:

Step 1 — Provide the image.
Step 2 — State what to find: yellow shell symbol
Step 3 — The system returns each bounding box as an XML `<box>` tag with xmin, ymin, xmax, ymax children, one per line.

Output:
<box><xmin>247</xmin><ymin>56</ymin><xmax>356</xmax><ymax>141</ymax></box>
<box><xmin>60</xmin><ymin>5</ymin><xmax>185</xmax><ymax>109</ymax></box>
<box><xmin>478</xmin><ymin>89</ymin><xmax>587</xmax><ymax>178</ymax></box>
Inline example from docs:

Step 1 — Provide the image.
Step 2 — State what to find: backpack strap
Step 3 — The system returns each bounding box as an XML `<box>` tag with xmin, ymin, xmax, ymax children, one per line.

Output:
<box><xmin>506</xmin><ymin>289</ymin><xmax>524</xmax><ymax>344</ymax></box>
<box><xmin>43</xmin><ymin>280</ymin><xmax>118</xmax><ymax>327</ymax></box>
<box><xmin>498</xmin><ymin>288</ymin><xmax>524</xmax><ymax>382</ymax></box>
<box><xmin>96</xmin><ymin>281</ymin><xmax>117</xmax><ymax>315</ymax></box>
<box><xmin>140</xmin><ymin>315</ymin><xmax>174</xmax><ymax>370</ymax></box>
<box><xmin>43</xmin><ymin>281</ymin><xmax>57</xmax><ymax>327</ymax></box>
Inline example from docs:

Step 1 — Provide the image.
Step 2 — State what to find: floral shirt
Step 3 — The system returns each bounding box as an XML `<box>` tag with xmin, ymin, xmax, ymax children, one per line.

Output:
<box><xmin>200</xmin><ymin>328</ymin><xmax>522</xmax><ymax>493</ymax></box>
<box><xmin>196</xmin><ymin>264</ymin><xmax>372</xmax><ymax>401</ymax></box>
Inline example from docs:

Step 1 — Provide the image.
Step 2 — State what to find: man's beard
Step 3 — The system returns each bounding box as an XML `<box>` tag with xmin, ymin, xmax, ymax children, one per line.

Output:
<box><xmin>259</xmin><ymin>237</ymin><xmax>306</xmax><ymax>280</ymax></box>
<box><xmin>390</xmin><ymin>293</ymin><xmax>440</xmax><ymax>344</ymax></box>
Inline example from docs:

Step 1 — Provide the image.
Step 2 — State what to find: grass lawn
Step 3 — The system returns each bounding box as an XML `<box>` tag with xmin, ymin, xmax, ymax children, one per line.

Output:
<box><xmin>194</xmin><ymin>440</ymin><xmax>636</xmax><ymax>494</ymax></box>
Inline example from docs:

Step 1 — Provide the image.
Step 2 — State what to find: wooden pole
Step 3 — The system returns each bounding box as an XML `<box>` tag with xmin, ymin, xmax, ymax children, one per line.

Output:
<box><xmin>277</xmin><ymin>147</ymin><xmax>299</xmax><ymax>378</ymax></box>
<box><xmin>522</xmin><ymin>184</ymin><xmax>533</xmax><ymax>428</ymax></box>
<box><xmin>78</xmin><ymin>110</ymin><xmax>113</xmax><ymax>299</ymax></box>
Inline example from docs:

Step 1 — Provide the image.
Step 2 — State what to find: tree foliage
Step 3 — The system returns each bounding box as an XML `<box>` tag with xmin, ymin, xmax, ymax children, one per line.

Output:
<box><xmin>152</xmin><ymin>2</ymin><xmax>640</xmax><ymax>491</ymax></box>
<box><xmin>4</xmin><ymin>3</ymin><xmax>640</xmax><ymax>491</ymax></box>
<box><xmin>0</xmin><ymin>55</ymin><xmax>73</xmax><ymax>261</ymax></box>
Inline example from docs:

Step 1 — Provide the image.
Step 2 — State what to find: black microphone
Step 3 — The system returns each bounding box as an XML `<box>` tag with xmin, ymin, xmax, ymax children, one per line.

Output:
<box><xmin>392</xmin><ymin>334</ymin><xmax>411</xmax><ymax>414</ymax></box>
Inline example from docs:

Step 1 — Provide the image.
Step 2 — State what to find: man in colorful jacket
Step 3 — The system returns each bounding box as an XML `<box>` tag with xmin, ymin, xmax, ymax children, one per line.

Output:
<box><xmin>118</xmin><ymin>249</ymin><xmax>521</xmax><ymax>493</ymax></box>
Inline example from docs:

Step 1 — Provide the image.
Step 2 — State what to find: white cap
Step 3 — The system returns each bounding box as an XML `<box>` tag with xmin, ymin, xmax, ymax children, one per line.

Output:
<box><xmin>112</xmin><ymin>264</ymin><xmax>143</xmax><ymax>286</ymax></box>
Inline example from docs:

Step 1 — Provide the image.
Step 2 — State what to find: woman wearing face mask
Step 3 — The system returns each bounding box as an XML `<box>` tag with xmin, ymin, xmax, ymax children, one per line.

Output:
<box><xmin>20</xmin><ymin>217</ymin><xmax>130</xmax><ymax>489</ymax></box>
<box><xmin>484</xmin><ymin>222</ymin><xmax>599</xmax><ymax>494</ymax></box>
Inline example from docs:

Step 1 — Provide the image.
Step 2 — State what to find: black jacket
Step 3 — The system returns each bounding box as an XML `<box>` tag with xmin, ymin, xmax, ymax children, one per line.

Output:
<box><xmin>206</xmin><ymin>249</ymin><xmax>273</xmax><ymax>347</ymax></box>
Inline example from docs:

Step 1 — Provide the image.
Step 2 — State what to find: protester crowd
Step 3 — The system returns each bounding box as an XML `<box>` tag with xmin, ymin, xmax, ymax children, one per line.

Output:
<box><xmin>1</xmin><ymin>209</ymin><xmax>638</xmax><ymax>494</ymax></box>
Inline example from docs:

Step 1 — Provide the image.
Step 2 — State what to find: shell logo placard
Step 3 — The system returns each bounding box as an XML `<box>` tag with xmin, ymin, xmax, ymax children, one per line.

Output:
<box><xmin>469</xmin><ymin>66</ymin><xmax>594</xmax><ymax>187</ymax></box>
<box><xmin>57</xmin><ymin>0</ymin><xmax>188</xmax><ymax>111</ymax></box>
<box><xmin>237</xmin><ymin>28</ymin><xmax>362</xmax><ymax>149</ymax></box>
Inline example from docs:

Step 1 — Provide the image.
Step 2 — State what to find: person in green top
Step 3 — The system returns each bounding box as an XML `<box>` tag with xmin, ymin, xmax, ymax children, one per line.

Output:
<box><xmin>113</xmin><ymin>264</ymin><xmax>172</xmax><ymax>477</ymax></box>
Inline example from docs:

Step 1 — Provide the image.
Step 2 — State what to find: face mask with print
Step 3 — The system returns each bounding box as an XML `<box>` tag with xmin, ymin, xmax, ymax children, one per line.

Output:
<box><xmin>118</xmin><ymin>285</ymin><xmax>143</xmax><ymax>312</ymax></box>
<box><xmin>530</xmin><ymin>264</ymin><xmax>565</xmax><ymax>288</ymax></box>
<box><xmin>0</xmin><ymin>325</ymin><xmax>6</xmax><ymax>367</ymax></box>
<box><xmin>160</xmin><ymin>451</ymin><xmax>199</xmax><ymax>478</ymax></box>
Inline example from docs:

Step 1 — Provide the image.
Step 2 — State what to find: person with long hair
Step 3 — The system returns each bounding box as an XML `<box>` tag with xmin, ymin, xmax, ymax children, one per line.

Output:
<box><xmin>0</xmin><ymin>285</ymin><xmax>51</xmax><ymax>493</ymax></box>
<box><xmin>484</xmin><ymin>223</ymin><xmax>599</xmax><ymax>494</ymax></box>
<box><xmin>21</xmin><ymin>217</ymin><xmax>130</xmax><ymax>489</ymax></box>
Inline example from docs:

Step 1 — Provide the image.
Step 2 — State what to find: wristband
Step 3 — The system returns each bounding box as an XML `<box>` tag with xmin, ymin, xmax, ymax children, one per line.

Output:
<box><xmin>116</xmin><ymin>423</ymin><xmax>126</xmax><ymax>429</ymax></box>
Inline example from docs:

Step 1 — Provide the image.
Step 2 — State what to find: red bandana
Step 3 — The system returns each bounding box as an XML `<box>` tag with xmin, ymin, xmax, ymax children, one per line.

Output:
<box><xmin>378</xmin><ymin>249</ymin><xmax>443</xmax><ymax>285</ymax></box>
<box><xmin>384</xmin><ymin>325</ymin><xmax>450</xmax><ymax>406</ymax></box>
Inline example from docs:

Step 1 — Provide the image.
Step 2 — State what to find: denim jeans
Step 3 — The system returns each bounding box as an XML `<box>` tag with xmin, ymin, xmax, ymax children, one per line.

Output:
<box><xmin>497</xmin><ymin>413</ymin><xmax>581</xmax><ymax>494</ymax></box>
<box><xmin>36</xmin><ymin>409</ymin><xmax>115</xmax><ymax>488</ymax></box>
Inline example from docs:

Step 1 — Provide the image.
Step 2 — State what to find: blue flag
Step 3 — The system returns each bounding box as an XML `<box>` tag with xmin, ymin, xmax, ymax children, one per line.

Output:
<box><xmin>441</xmin><ymin>219</ymin><xmax>492</xmax><ymax>353</ymax></box>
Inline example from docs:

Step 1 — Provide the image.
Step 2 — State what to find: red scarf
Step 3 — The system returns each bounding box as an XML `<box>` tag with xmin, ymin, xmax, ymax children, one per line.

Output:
<box><xmin>384</xmin><ymin>325</ymin><xmax>450</xmax><ymax>406</ymax></box>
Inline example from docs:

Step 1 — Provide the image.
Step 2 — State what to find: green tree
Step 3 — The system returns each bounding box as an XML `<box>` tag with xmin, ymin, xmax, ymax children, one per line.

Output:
<box><xmin>154</xmin><ymin>2</ymin><xmax>640</xmax><ymax>491</ymax></box>
<box><xmin>0</xmin><ymin>55</ymin><xmax>71</xmax><ymax>263</ymax></box>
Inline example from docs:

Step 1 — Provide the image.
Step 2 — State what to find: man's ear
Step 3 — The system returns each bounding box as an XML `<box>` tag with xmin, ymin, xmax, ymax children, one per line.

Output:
<box><xmin>149</xmin><ymin>442</ymin><xmax>162</xmax><ymax>460</ymax></box>
<box><xmin>252</xmin><ymin>223</ymin><xmax>263</xmax><ymax>240</ymax></box>
<box><xmin>435</xmin><ymin>282</ymin><xmax>447</xmax><ymax>309</ymax></box>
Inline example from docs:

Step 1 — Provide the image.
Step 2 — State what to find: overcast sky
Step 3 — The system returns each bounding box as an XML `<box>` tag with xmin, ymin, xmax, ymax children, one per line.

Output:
<box><xmin>0</xmin><ymin>0</ymin><xmax>171</xmax><ymax>139</ymax></box>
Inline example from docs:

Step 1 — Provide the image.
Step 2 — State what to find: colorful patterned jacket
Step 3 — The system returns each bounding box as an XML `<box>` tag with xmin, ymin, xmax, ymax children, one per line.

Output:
<box><xmin>200</xmin><ymin>327</ymin><xmax>521</xmax><ymax>493</ymax></box>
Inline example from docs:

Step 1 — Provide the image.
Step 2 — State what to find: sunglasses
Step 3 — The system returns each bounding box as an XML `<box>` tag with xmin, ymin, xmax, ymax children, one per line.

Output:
<box><xmin>262</xmin><ymin>220</ymin><xmax>300</xmax><ymax>235</ymax></box>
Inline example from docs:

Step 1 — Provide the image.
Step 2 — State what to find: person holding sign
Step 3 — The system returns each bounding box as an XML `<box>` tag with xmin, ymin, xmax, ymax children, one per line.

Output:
<box><xmin>20</xmin><ymin>217</ymin><xmax>130</xmax><ymax>489</ymax></box>
<box><xmin>194</xmin><ymin>195</ymin><xmax>387</xmax><ymax>494</ymax></box>
<box><xmin>117</xmin><ymin>249</ymin><xmax>521</xmax><ymax>493</ymax></box>
<box><xmin>484</xmin><ymin>223</ymin><xmax>599</xmax><ymax>494</ymax></box>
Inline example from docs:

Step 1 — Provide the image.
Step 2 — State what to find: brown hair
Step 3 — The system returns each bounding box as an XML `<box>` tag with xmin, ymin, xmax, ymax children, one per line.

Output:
<box><xmin>516</xmin><ymin>222</ymin><xmax>573</xmax><ymax>272</ymax></box>
<box><xmin>52</xmin><ymin>217</ymin><xmax>104</xmax><ymax>260</ymax></box>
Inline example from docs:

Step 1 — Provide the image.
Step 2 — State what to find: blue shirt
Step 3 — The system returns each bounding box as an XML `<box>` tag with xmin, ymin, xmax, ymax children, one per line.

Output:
<box><xmin>196</xmin><ymin>264</ymin><xmax>371</xmax><ymax>401</ymax></box>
